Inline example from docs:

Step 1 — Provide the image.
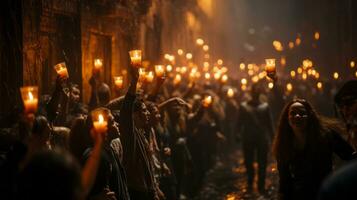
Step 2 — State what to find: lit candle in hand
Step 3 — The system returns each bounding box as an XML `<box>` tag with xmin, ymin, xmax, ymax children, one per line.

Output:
<box><xmin>155</xmin><ymin>65</ymin><xmax>165</xmax><ymax>77</ymax></box>
<box><xmin>146</xmin><ymin>71</ymin><xmax>154</xmax><ymax>83</ymax></box>
<box><xmin>114</xmin><ymin>76</ymin><xmax>123</xmax><ymax>89</ymax></box>
<box><xmin>203</xmin><ymin>96</ymin><xmax>212</xmax><ymax>107</ymax></box>
<box><xmin>20</xmin><ymin>86</ymin><xmax>39</xmax><ymax>114</ymax></box>
<box><xmin>265</xmin><ymin>58</ymin><xmax>276</xmax><ymax>78</ymax></box>
<box><xmin>92</xmin><ymin>109</ymin><xmax>109</xmax><ymax>134</ymax></box>
<box><xmin>129</xmin><ymin>50</ymin><xmax>142</xmax><ymax>68</ymax></box>
<box><xmin>94</xmin><ymin>59</ymin><xmax>103</xmax><ymax>72</ymax></box>
<box><xmin>227</xmin><ymin>88</ymin><xmax>234</xmax><ymax>98</ymax></box>
<box><xmin>54</xmin><ymin>62</ymin><xmax>69</xmax><ymax>79</ymax></box>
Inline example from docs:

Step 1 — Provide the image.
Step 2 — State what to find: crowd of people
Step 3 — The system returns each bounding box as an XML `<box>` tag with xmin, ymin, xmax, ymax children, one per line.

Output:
<box><xmin>0</xmin><ymin>52</ymin><xmax>357</xmax><ymax>200</ymax></box>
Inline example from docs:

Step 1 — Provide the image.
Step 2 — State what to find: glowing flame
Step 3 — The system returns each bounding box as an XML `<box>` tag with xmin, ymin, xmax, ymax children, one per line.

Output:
<box><xmin>98</xmin><ymin>114</ymin><xmax>104</xmax><ymax>123</ymax></box>
<box><xmin>28</xmin><ymin>91</ymin><xmax>34</xmax><ymax>100</ymax></box>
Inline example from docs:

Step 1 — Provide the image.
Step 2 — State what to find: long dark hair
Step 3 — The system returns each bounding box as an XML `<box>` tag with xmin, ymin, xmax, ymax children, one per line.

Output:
<box><xmin>272</xmin><ymin>99</ymin><xmax>344</xmax><ymax>163</ymax></box>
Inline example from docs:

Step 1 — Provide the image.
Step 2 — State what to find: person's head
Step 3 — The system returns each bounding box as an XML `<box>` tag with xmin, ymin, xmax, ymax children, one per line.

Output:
<box><xmin>31</xmin><ymin>115</ymin><xmax>51</xmax><ymax>146</ymax></box>
<box><xmin>146</xmin><ymin>102</ymin><xmax>161</xmax><ymax>125</ymax></box>
<box><xmin>98</xmin><ymin>83</ymin><xmax>111</xmax><ymax>106</ymax></box>
<box><xmin>334</xmin><ymin>80</ymin><xmax>357</xmax><ymax>125</ymax></box>
<box><xmin>250</xmin><ymin>83</ymin><xmax>261</xmax><ymax>101</ymax></box>
<box><xmin>69</xmin><ymin>84</ymin><xmax>81</xmax><ymax>103</ymax></box>
<box><xmin>18</xmin><ymin>150</ymin><xmax>82</xmax><ymax>200</ymax></box>
<box><xmin>273</xmin><ymin>99</ymin><xmax>322</xmax><ymax>161</ymax></box>
<box><xmin>133</xmin><ymin>98</ymin><xmax>150</xmax><ymax>128</ymax></box>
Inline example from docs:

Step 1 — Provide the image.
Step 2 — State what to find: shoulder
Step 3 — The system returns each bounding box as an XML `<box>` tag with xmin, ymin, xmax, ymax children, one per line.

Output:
<box><xmin>319</xmin><ymin>160</ymin><xmax>357</xmax><ymax>199</ymax></box>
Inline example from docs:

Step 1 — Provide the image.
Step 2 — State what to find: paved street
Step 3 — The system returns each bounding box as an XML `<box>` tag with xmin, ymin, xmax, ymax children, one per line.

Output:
<box><xmin>194</xmin><ymin>149</ymin><xmax>279</xmax><ymax>200</ymax></box>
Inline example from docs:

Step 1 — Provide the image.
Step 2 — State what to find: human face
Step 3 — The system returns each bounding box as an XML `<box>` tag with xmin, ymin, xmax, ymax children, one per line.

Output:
<box><xmin>149</xmin><ymin>105</ymin><xmax>161</xmax><ymax>125</ymax></box>
<box><xmin>288</xmin><ymin>102</ymin><xmax>308</xmax><ymax>131</ymax></box>
<box><xmin>70</xmin><ymin>87</ymin><xmax>80</xmax><ymax>103</ymax></box>
<box><xmin>134</xmin><ymin>103</ymin><xmax>150</xmax><ymax>128</ymax></box>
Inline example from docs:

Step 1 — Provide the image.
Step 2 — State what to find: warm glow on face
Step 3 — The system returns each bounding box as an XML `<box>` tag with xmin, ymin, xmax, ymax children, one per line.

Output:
<box><xmin>333</xmin><ymin>72</ymin><xmax>339</xmax><ymax>79</ymax></box>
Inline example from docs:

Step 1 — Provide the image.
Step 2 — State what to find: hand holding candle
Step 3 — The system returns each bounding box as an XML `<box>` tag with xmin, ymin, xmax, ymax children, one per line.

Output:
<box><xmin>94</xmin><ymin>59</ymin><xmax>103</xmax><ymax>73</ymax></box>
<box><xmin>114</xmin><ymin>76</ymin><xmax>124</xmax><ymax>89</ymax></box>
<box><xmin>265</xmin><ymin>58</ymin><xmax>276</xmax><ymax>79</ymax></box>
<box><xmin>155</xmin><ymin>65</ymin><xmax>165</xmax><ymax>77</ymax></box>
<box><xmin>20</xmin><ymin>86</ymin><xmax>39</xmax><ymax>114</ymax></box>
<box><xmin>203</xmin><ymin>95</ymin><xmax>213</xmax><ymax>108</ymax></box>
<box><xmin>54</xmin><ymin>62</ymin><xmax>69</xmax><ymax>79</ymax></box>
<box><xmin>129</xmin><ymin>50</ymin><xmax>142</xmax><ymax>68</ymax></box>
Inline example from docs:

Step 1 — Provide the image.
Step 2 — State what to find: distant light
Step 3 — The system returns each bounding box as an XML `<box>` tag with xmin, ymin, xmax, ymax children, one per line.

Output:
<box><xmin>355</xmin><ymin>71</ymin><xmax>357</xmax><ymax>78</ymax></box>
<box><xmin>217</xmin><ymin>59</ymin><xmax>223</xmax><ymax>65</ymax></box>
<box><xmin>177</xmin><ymin>49</ymin><xmax>184</xmax><ymax>55</ymax></box>
<box><xmin>205</xmin><ymin>72</ymin><xmax>211</xmax><ymax>79</ymax></box>
<box><xmin>350</xmin><ymin>61</ymin><xmax>355</xmax><ymax>68</ymax></box>
<box><xmin>241</xmin><ymin>78</ymin><xmax>247</xmax><ymax>85</ymax></box>
<box><xmin>302</xmin><ymin>73</ymin><xmax>307</xmax><ymax>80</ymax></box>
<box><xmin>314</xmin><ymin>32</ymin><xmax>320</xmax><ymax>40</ymax></box>
<box><xmin>297</xmin><ymin>67</ymin><xmax>303</xmax><ymax>74</ymax></box>
<box><xmin>317</xmin><ymin>82</ymin><xmax>323</xmax><ymax>90</ymax></box>
<box><xmin>239</xmin><ymin>63</ymin><xmax>246</xmax><ymax>70</ymax></box>
<box><xmin>203</xmin><ymin>45</ymin><xmax>209</xmax><ymax>51</ymax></box>
<box><xmin>241</xmin><ymin>85</ymin><xmax>247</xmax><ymax>91</ymax></box>
<box><xmin>186</xmin><ymin>53</ymin><xmax>193</xmax><ymax>60</ymax></box>
<box><xmin>290</xmin><ymin>71</ymin><xmax>296</xmax><ymax>78</ymax></box>
<box><xmin>295</xmin><ymin>37</ymin><xmax>301</xmax><ymax>46</ymax></box>
<box><xmin>268</xmin><ymin>82</ymin><xmax>274</xmax><ymax>89</ymax></box>
<box><xmin>281</xmin><ymin>57</ymin><xmax>286</xmax><ymax>66</ymax></box>
<box><xmin>196</xmin><ymin>38</ymin><xmax>204</xmax><ymax>46</ymax></box>
<box><xmin>166</xmin><ymin>65</ymin><xmax>173</xmax><ymax>72</ymax></box>
<box><xmin>252</xmin><ymin>76</ymin><xmax>259</xmax><ymax>83</ymax></box>
<box><xmin>333</xmin><ymin>72</ymin><xmax>339</xmax><ymax>79</ymax></box>
<box><xmin>286</xmin><ymin>83</ymin><xmax>293</xmax><ymax>91</ymax></box>
<box><xmin>288</xmin><ymin>42</ymin><xmax>295</xmax><ymax>49</ymax></box>
<box><xmin>273</xmin><ymin>40</ymin><xmax>284</xmax><ymax>51</ymax></box>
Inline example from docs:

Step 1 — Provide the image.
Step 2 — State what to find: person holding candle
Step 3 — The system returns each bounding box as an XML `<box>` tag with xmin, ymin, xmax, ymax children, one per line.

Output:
<box><xmin>119</xmin><ymin>66</ymin><xmax>161</xmax><ymax>200</ymax></box>
<box><xmin>236</xmin><ymin>83</ymin><xmax>274</xmax><ymax>194</ymax></box>
<box><xmin>70</xmin><ymin>108</ymin><xmax>130</xmax><ymax>200</ymax></box>
<box><xmin>273</xmin><ymin>99</ymin><xmax>357</xmax><ymax>200</ymax></box>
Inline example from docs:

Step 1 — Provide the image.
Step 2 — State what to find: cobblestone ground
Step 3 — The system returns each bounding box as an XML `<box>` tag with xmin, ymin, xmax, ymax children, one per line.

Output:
<box><xmin>193</xmin><ymin>149</ymin><xmax>279</xmax><ymax>200</ymax></box>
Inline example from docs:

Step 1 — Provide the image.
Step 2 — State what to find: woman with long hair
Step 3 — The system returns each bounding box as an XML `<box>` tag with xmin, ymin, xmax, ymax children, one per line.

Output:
<box><xmin>273</xmin><ymin>99</ymin><xmax>356</xmax><ymax>200</ymax></box>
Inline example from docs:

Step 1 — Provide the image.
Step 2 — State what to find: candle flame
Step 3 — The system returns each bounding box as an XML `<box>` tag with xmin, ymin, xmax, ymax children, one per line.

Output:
<box><xmin>28</xmin><ymin>91</ymin><xmax>34</xmax><ymax>100</ymax></box>
<box><xmin>98</xmin><ymin>114</ymin><xmax>104</xmax><ymax>123</ymax></box>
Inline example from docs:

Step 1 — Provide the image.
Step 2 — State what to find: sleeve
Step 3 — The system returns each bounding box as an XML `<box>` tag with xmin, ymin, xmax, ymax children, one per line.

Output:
<box><xmin>119</xmin><ymin>92</ymin><xmax>136</xmax><ymax>164</ymax></box>
<box><xmin>330</xmin><ymin>131</ymin><xmax>357</xmax><ymax>160</ymax></box>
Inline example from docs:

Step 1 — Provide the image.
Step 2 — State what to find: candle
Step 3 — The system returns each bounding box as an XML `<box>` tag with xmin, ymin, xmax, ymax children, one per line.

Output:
<box><xmin>139</xmin><ymin>68</ymin><xmax>146</xmax><ymax>82</ymax></box>
<box><xmin>94</xmin><ymin>59</ymin><xmax>103</xmax><ymax>72</ymax></box>
<box><xmin>227</xmin><ymin>88</ymin><xmax>234</xmax><ymax>98</ymax></box>
<box><xmin>20</xmin><ymin>86</ymin><xmax>38</xmax><ymax>113</ymax></box>
<box><xmin>286</xmin><ymin>83</ymin><xmax>293</xmax><ymax>92</ymax></box>
<box><xmin>155</xmin><ymin>65</ymin><xmax>165</xmax><ymax>77</ymax></box>
<box><xmin>333</xmin><ymin>72</ymin><xmax>339</xmax><ymax>79</ymax></box>
<box><xmin>166</xmin><ymin>65</ymin><xmax>173</xmax><ymax>72</ymax></box>
<box><xmin>54</xmin><ymin>62</ymin><xmax>69</xmax><ymax>79</ymax></box>
<box><xmin>290</xmin><ymin>71</ymin><xmax>296</xmax><ymax>78</ymax></box>
<box><xmin>196</xmin><ymin>38</ymin><xmax>204</xmax><ymax>46</ymax></box>
<box><xmin>129</xmin><ymin>50</ymin><xmax>142</xmax><ymax>68</ymax></box>
<box><xmin>268</xmin><ymin>82</ymin><xmax>274</xmax><ymax>89</ymax></box>
<box><xmin>186</xmin><ymin>53</ymin><xmax>193</xmax><ymax>60</ymax></box>
<box><xmin>203</xmin><ymin>45</ymin><xmax>209</xmax><ymax>52</ymax></box>
<box><xmin>241</xmin><ymin>78</ymin><xmax>247</xmax><ymax>85</ymax></box>
<box><xmin>177</xmin><ymin>49</ymin><xmax>184</xmax><ymax>56</ymax></box>
<box><xmin>173</xmin><ymin>74</ymin><xmax>181</xmax><ymax>85</ymax></box>
<box><xmin>221</xmin><ymin>74</ymin><xmax>228</xmax><ymax>83</ymax></box>
<box><xmin>91</xmin><ymin>109</ymin><xmax>109</xmax><ymax>134</ymax></box>
<box><xmin>146</xmin><ymin>71</ymin><xmax>154</xmax><ymax>83</ymax></box>
<box><xmin>114</xmin><ymin>76</ymin><xmax>123</xmax><ymax>89</ymax></box>
<box><xmin>265</xmin><ymin>58</ymin><xmax>276</xmax><ymax>75</ymax></box>
<box><xmin>203</xmin><ymin>96</ymin><xmax>212</xmax><ymax>107</ymax></box>
<box><xmin>205</xmin><ymin>73</ymin><xmax>211</xmax><ymax>80</ymax></box>
<box><xmin>350</xmin><ymin>61</ymin><xmax>355</xmax><ymax>68</ymax></box>
<box><xmin>239</xmin><ymin>63</ymin><xmax>245</xmax><ymax>70</ymax></box>
<box><xmin>317</xmin><ymin>82</ymin><xmax>323</xmax><ymax>90</ymax></box>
